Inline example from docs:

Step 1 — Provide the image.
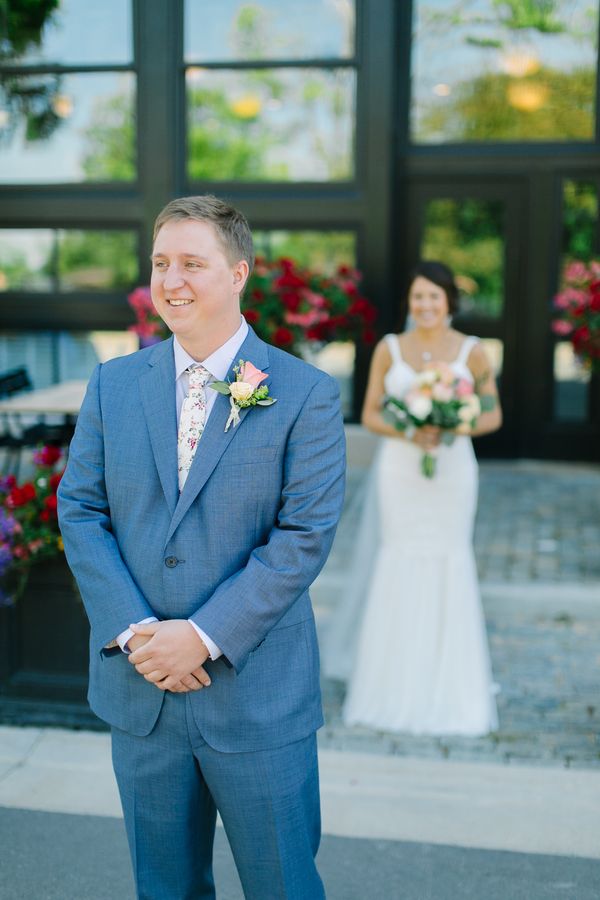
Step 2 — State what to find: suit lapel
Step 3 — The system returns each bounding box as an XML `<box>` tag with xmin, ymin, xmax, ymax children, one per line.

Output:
<box><xmin>138</xmin><ymin>338</ymin><xmax>179</xmax><ymax>516</ymax></box>
<box><xmin>166</xmin><ymin>328</ymin><xmax>271</xmax><ymax>544</ymax></box>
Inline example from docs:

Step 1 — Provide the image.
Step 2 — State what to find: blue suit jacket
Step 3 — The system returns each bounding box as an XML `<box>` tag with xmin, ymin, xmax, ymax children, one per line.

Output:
<box><xmin>57</xmin><ymin>327</ymin><xmax>346</xmax><ymax>751</ymax></box>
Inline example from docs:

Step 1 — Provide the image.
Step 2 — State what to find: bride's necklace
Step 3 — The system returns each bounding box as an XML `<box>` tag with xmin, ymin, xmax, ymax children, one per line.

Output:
<box><xmin>414</xmin><ymin>329</ymin><xmax>451</xmax><ymax>364</ymax></box>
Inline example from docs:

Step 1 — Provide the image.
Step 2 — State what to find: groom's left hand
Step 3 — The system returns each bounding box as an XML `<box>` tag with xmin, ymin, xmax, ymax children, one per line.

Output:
<box><xmin>128</xmin><ymin>620</ymin><xmax>211</xmax><ymax>691</ymax></box>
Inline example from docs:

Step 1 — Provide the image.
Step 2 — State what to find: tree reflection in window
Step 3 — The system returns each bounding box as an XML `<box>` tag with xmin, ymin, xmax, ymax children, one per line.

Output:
<box><xmin>421</xmin><ymin>198</ymin><xmax>505</xmax><ymax>319</ymax></box>
<box><xmin>0</xmin><ymin>229</ymin><xmax>137</xmax><ymax>291</ymax></box>
<box><xmin>412</xmin><ymin>0</ymin><xmax>599</xmax><ymax>142</ymax></box>
<box><xmin>187</xmin><ymin>68</ymin><xmax>354</xmax><ymax>182</ymax></box>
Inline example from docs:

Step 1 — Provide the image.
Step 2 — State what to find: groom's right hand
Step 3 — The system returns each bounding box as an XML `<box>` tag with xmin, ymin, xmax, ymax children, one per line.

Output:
<box><xmin>127</xmin><ymin>633</ymin><xmax>208</xmax><ymax>693</ymax></box>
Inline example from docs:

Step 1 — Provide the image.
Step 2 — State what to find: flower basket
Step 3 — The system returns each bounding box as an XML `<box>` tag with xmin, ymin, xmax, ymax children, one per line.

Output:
<box><xmin>0</xmin><ymin>446</ymin><xmax>65</xmax><ymax>605</ymax></box>
<box><xmin>0</xmin><ymin>451</ymin><xmax>89</xmax><ymax>703</ymax></box>
<box><xmin>552</xmin><ymin>261</ymin><xmax>600</xmax><ymax>375</ymax></box>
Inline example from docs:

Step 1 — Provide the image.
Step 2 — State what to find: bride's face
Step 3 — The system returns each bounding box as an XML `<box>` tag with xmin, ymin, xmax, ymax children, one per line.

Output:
<box><xmin>408</xmin><ymin>276</ymin><xmax>449</xmax><ymax>329</ymax></box>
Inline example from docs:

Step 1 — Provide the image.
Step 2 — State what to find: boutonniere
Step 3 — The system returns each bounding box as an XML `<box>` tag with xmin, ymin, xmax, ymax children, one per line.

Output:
<box><xmin>210</xmin><ymin>360</ymin><xmax>277</xmax><ymax>431</ymax></box>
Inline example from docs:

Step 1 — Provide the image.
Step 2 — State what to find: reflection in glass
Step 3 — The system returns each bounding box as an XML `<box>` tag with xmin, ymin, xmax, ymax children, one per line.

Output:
<box><xmin>0</xmin><ymin>72</ymin><xmax>135</xmax><ymax>183</ymax></box>
<box><xmin>412</xmin><ymin>1</ymin><xmax>598</xmax><ymax>142</ymax></box>
<box><xmin>0</xmin><ymin>229</ymin><xmax>137</xmax><ymax>291</ymax></box>
<box><xmin>0</xmin><ymin>331</ymin><xmax>137</xmax><ymax>391</ymax></box>
<box><xmin>187</xmin><ymin>68</ymin><xmax>354</xmax><ymax>181</ymax></box>
<box><xmin>57</xmin><ymin>231</ymin><xmax>138</xmax><ymax>290</ymax></box>
<box><xmin>420</xmin><ymin>199</ymin><xmax>504</xmax><ymax>318</ymax></box>
<box><xmin>185</xmin><ymin>0</ymin><xmax>355</xmax><ymax>62</ymax></box>
<box><xmin>553</xmin><ymin>341</ymin><xmax>590</xmax><ymax>422</ymax></box>
<box><xmin>561</xmin><ymin>180</ymin><xmax>599</xmax><ymax>269</ymax></box>
<box><xmin>253</xmin><ymin>230</ymin><xmax>356</xmax><ymax>273</ymax></box>
<box><xmin>1</xmin><ymin>0</ymin><xmax>132</xmax><ymax>67</ymax></box>
<box><xmin>0</xmin><ymin>230</ymin><xmax>54</xmax><ymax>291</ymax></box>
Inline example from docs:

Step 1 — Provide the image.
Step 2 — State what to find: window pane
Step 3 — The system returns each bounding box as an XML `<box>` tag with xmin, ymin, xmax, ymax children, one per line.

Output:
<box><xmin>554</xmin><ymin>341</ymin><xmax>591</xmax><ymax>422</ymax></box>
<box><xmin>0</xmin><ymin>229</ymin><xmax>138</xmax><ymax>291</ymax></box>
<box><xmin>187</xmin><ymin>68</ymin><xmax>354</xmax><ymax>181</ymax></box>
<box><xmin>57</xmin><ymin>231</ymin><xmax>138</xmax><ymax>290</ymax></box>
<box><xmin>1</xmin><ymin>0</ymin><xmax>133</xmax><ymax>67</ymax></box>
<box><xmin>0</xmin><ymin>230</ymin><xmax>54</xmax><ymax>291</ymax></box>
<box><xmin>185</xmin><ymin>0</ymin><xmax>355</xmax><ymax>62</ymax></box>
<box><xmin>0</xmin><ymin>331</ymin><xmax>138</xmax><ymax>391</ymax></box>
<box><xmin>0</xmin><ymin>72</ymin><xmax>135</xmax><ymax>183</ymax></box>
<box><xmin>561</xmin><ymin>180</ymin><xmax>599</xmax><ymax>268</ymax></box>
<box><xmin>412</xmin><ymin>0</ymin><xmax>598</xmax><ymax>143</ymax></box>
<box><xmin>420</xmin><ymin>199</ymin><xmax>505</xmax><ymax>318</ymax></box>
<box><xmin>253</xmin><ymin>230</ymin><xmax>356</xmax><ymax>273</ymax></box>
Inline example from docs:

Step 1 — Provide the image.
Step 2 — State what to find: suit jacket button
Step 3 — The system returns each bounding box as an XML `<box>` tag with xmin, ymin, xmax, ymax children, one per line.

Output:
<box><xmin>165</xmin><ymin>556</ymin><xmax>178</xmax><ymax>568</ymax></box>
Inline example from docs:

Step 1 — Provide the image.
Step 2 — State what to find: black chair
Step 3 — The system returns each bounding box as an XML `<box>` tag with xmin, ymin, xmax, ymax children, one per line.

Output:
<box><xmin>0</xmin><ymin>367</ymin><xmax>75</xmax><ymax>476</ymax></box>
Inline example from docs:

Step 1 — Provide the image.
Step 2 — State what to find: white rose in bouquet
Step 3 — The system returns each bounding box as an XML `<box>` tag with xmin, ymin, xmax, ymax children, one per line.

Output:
<box><xmin>407</xmin><ymin>394</ymin><xmax>433</xmax><ymax>420</ymax></box>
<box><xmin>415</xmin><ymin>369</ymin><xmax>437</xmax><ymax>387</ymax></box>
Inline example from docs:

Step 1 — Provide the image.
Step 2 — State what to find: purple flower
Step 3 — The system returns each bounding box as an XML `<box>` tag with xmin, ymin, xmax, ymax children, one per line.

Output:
<box><xmin>0</xmin><ymin>508</ymin><xmax>18</xmax><ymax>542</ymax></box>
<box><xmin>0</xmin><ymin>542</ymin><xmax>12</xmax><ymax>578</ymax></box>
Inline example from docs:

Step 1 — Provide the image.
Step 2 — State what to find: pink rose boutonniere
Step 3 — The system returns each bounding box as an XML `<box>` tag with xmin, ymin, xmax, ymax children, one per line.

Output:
<box><xmin>210</xmin><ymin>360</ymin><xmax>277</xmax><ymax>431</ymax></box>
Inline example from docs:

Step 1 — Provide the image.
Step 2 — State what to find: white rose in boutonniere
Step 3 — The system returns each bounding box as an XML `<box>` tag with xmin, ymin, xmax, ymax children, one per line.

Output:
<box><xmin>210</xmin><ymin>360</ymin><xmax>277</xmax><ymax>431</ymax></box>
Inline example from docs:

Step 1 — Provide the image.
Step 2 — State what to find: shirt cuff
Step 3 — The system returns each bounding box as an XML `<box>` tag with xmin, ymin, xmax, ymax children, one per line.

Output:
<box><xmin>188</xmin><ymin>620</ymin><xmax>222</xmax><ymax>661</ymax></box>
<box><xmin>115</xmin><ymin>617</ymin><xmax>158</xmax><ymax>653</ymax></box>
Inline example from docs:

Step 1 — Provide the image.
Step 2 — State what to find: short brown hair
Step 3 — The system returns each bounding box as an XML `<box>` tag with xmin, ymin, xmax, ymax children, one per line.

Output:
<box><xmin>153</xmin><ymin>194</ymin><xmax>255</xmax><ymax>272</ymax></box>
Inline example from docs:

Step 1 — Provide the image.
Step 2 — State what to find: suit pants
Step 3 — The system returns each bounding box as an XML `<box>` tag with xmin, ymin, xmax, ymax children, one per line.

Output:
<box><xmin>111</xmin><ymin>691</ymin><xmax>325</xmax><ymax>900</ymax></box>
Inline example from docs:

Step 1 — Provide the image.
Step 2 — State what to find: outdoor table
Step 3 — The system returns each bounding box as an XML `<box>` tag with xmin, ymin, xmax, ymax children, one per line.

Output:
<box><xmin>0</xmin><ymin>379</ymin><xmax>88</xmax><ymax>417</ymax></box>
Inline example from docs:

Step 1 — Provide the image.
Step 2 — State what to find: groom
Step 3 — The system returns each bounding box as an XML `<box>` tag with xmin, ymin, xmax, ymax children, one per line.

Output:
<box><xmin>57</xmin><ymin>195</ymin><xmax>346</xmax><ymax>899</ymax></box>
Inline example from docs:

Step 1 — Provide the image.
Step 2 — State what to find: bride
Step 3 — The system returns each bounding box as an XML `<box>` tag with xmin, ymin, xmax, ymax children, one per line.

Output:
<box><xmin>327</xmin><ymin>260</ymin><xmax>502</xmax><ymax>736</ymax></box>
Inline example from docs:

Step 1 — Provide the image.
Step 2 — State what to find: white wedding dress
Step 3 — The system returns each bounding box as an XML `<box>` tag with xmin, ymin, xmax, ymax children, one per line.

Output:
<box><xmin>328</xmin><ymin>334</ymin><xmax>498</xmax><ymax>736</ymax></box>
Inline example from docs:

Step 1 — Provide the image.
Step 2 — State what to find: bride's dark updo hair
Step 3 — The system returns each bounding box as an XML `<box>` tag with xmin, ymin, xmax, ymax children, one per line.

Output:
<box><xmin>409</xmin><ymin>260</ymin><xmax>460</xmax><ymax>315</ymax></box>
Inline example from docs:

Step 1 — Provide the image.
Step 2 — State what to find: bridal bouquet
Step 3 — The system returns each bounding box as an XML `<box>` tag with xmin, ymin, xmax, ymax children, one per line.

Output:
<box><xmin>383</xmin><ymin>363</ymin><xmax>490</xmax><ymax>478</ymax></box>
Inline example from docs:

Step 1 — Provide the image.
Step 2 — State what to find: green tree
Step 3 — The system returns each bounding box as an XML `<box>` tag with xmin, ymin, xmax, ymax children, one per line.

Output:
<box><xmin>0</xmin><ymin>0</ymin><xmax>64</xmax><ymax>143</ymax></box>
<box><xmin>81</xmin><ymin>93</ymin><xmax>135</xmax><ymax>181</ymax></box>
<box><xmin>58</xmin><ymin>231</ymin><xmax>137</xmax><ymax>290</ymax></box>
<box><xmin>421</xmin><ymin>67</ymin><xmax>595</xmax><ymax>141</ymax></box>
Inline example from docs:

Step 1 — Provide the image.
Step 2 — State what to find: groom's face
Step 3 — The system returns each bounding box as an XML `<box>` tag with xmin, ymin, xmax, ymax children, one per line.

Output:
<box><xmin>151</xmin><ymin>218</ymin><xmax>249</xmax><ymax>339</ymax></box>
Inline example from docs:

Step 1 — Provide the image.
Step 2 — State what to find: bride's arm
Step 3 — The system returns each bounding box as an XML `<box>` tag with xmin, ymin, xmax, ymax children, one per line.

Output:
<box><xmin>467</xmin><ymin>343</ymin><xmax>503</xmax><ymax>437</ymax></box>
<box><xmin>361</xmin><ymin>340</ymin><xmax>411</xmax><ymax>439</ymax></box>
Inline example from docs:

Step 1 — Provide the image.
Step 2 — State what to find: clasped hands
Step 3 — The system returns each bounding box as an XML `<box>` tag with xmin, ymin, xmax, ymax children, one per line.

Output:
<box><xmin>411</xmin><ymin>425</ymin><xmax>442</xmax><ymax>452</ymax></box>
<box><xmin>127</xmin><ymin>620</ymin><xmax>211</xmax><ymax>694</ymax></box>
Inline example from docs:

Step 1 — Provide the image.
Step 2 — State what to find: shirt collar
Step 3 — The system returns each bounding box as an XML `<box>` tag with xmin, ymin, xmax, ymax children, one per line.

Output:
<box><xmin>173</xmin><ymin>317</ymin><xmax>249</xmax><ymax>382</ymax></box>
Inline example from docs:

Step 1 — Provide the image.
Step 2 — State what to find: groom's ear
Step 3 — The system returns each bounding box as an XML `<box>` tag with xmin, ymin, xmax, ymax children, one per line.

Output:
<box><xmin>232</xmin><ymin>259</ymin><xmax>250</xmax><ymax>295</ymax></box>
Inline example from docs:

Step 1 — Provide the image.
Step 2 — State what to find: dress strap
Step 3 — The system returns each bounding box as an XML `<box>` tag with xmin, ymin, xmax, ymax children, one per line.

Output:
<box><xmin>385</xmin><ymin>334</ymin><xmax>403</xmax><ymax>366</ymax></box>
<box><xmin>456</xmin><ymin>336</ymin><xmax>478</xmax><ymax>367</ymax></box>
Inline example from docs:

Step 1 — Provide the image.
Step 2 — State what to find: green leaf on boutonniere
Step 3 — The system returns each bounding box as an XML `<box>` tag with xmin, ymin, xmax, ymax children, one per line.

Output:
<box><xmin>256</xmin><ymin>398</ymin><xmax>277</xmax><ymax>406</ymax></box>
<box><xmin>209</xmin><ymin>381</ymin><xmax>231</xmax><ymax>395</ymax></box>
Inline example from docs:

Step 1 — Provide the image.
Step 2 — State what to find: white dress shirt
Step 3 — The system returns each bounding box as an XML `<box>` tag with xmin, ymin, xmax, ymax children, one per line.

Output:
<box><xmin>116</xmin><ymin>317</ymin><xmax>249</xmax><ymax>660</ymax></box>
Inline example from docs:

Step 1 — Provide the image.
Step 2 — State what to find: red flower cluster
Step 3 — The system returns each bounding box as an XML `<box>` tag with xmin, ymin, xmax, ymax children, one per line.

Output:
<box><xmin>126</xmin><ymin>259</ymin><xmax>378</xmax><ymax>356</ymax></box>
<box><xmin>0</xmin><ymin>448</ymin><xmax>65</xmax><ymax>603</ymax></box>
<box><xmin>553</xmin><ymin>261</ymin><xmax>600</xmax><ymax>374</ymax></box>
<box><xmin>127</xmin><ymin>286</ymin><xmax>164</xmax><ymax>340</ymax></box>
<box><xmin>241</xmin><ymin>258</ymin><xmax>378</xmax><ymax>353</ymax></box>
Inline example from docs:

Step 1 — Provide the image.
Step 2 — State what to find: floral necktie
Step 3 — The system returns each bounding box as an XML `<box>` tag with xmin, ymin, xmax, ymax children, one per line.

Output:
<box><xmin>177</xmin><ymin>364</ymin><xmax>211</xmax><ymax>491</ymax></box>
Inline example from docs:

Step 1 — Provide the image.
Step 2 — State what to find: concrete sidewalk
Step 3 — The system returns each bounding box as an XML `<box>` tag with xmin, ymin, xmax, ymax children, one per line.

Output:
<box><xmin>0</xmin><ymin>725</ymin><xmax>599</xmax><ymax>899</ymax></box>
